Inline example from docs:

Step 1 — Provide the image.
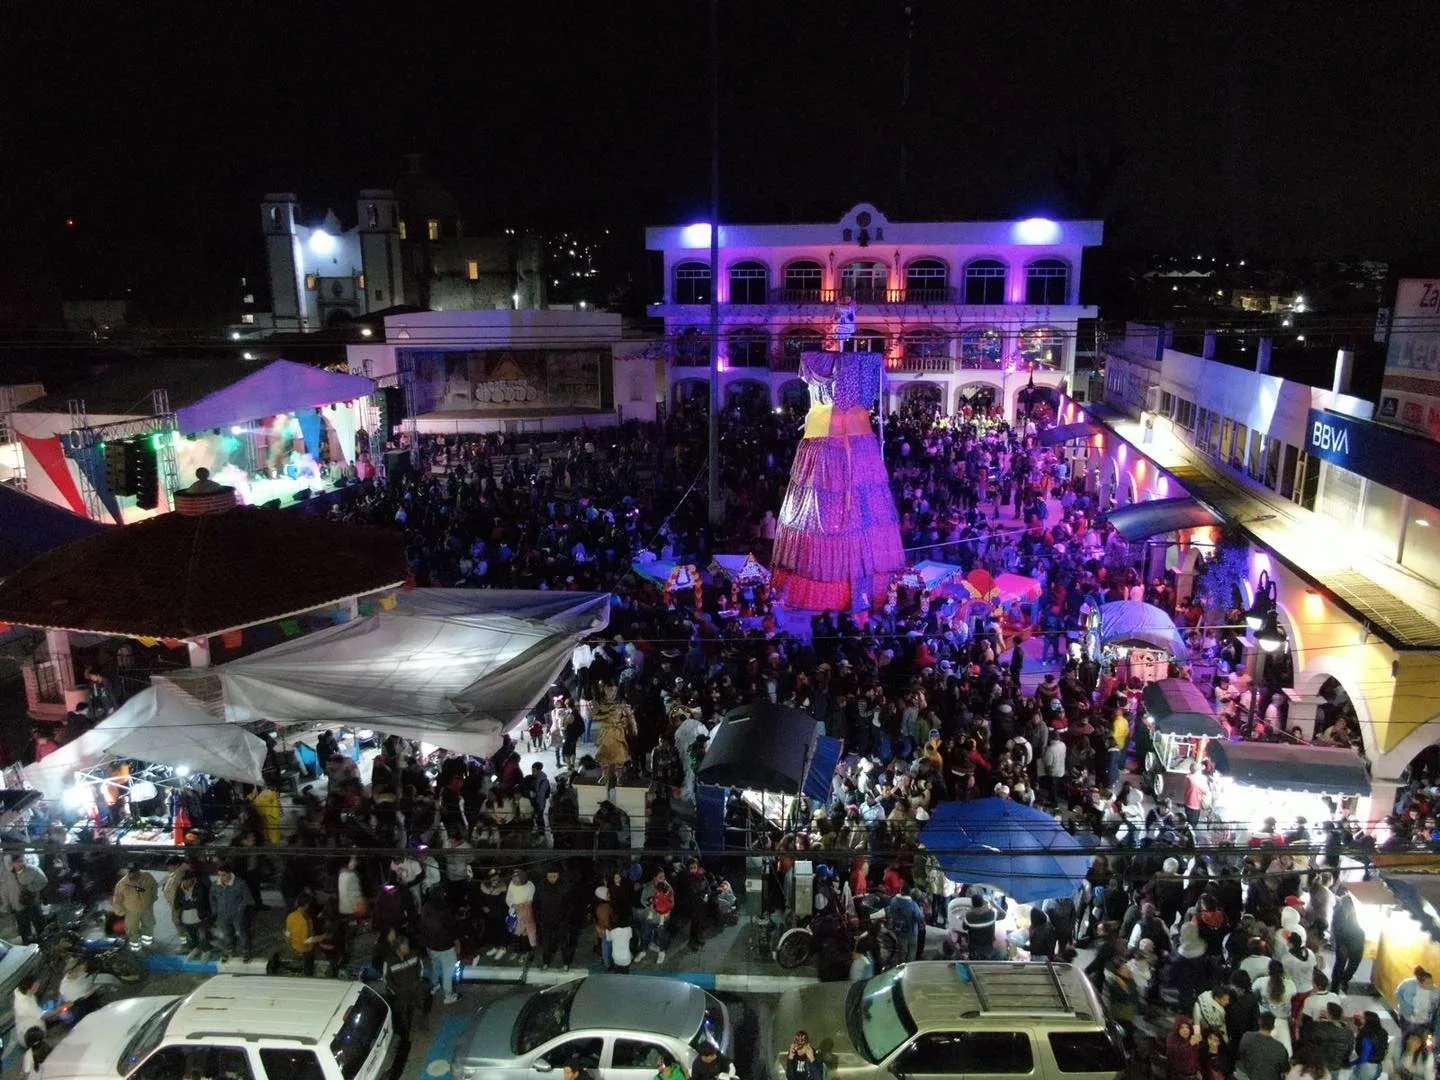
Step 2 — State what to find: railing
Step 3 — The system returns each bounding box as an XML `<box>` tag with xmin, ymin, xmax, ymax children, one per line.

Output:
<box><xmin>891</xmin><ymin>355</ymin><xmax>954</xmax><ymax>373</ymax></box>
<box><xmin>763</xmin><ymin>286</ymin><xmax>960</xmax><ymax>306</ymax></box>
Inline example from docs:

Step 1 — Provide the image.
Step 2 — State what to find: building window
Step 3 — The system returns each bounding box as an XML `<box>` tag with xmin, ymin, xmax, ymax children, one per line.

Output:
<box><xmin>673</xmin><ymin>262</ymin><xmax>711</xmax><ymax>305</ymax></box>
<box><xmin>426</xmin><ymin>220</ymin><xmax>441</xmax><ymax>241</ymax></box>
<box><xmin>1025</xmin><ymin>259</ymin><xmax>1070</xmax><ymax>305</ymax></box>
<box><xmin>466</xmin><ymin>260</ymin><xmax>479</xmax><ymax>281</ymax></box>
<box><xmin>782</xmin><ymin>260</ymin><xmax>823</xmax><ymax>302</ymax></box>
<box><xmin>240</xmin><ymin>313</ymin><xmax>255</xmax><ymax>324</ymax></box>
<box><xmin>674</xmin><ymin>327</ymin><xmax>709</xmax><ymax>365</ymax></box>
<box><xmin>1279</xmin><ymin>443</ymin><xmax>1299</xmax><ymax>498</ymax></box>
<box><xmin>780</xmin><ymin>327</ymin><xmax>824</xmax><ymax>363</ymax></box>
<box><xmin>1319</xmin><ymin>462</ymin><xmax>1363</xmax><ymax>526</ymax></box>
<box><xmin>356</xmin><ymin>273</ymin><xmax>366</xmax><ymax>290</ymax></box>
<box><xmin>1018</xmin><ymin>326</ymin><xmax>1065</xmax><ymax>368</ymax></box>
<box><xmin>727</xmin><ymin>329</ymin><xmax>770</xmax><ymax>367</ymax></box>
<box><xmin>960</xmin><ymin>327</ymin><xmax>1004</xmax><ymax>369</ymax></box>
<box><xmin>398</xmin><ymin>221</ymin><xmax>408</xmax><ymax>240</ymax></box>
<box><xmin>366</xmin><ymin>203</ymin><xmax>378</xmax><ymax>228</ymax></box>
<box><xmin>963</xmin><ymin>259</ymin><xmax>1008</xmax><ymax>304</ymax></box>
<box><xmin>902</xmin><ymin>329</ymin><xmax>949</xmax><ymax>365</ymax></box>
<box><xmin>904</xmin><ymin>259</ymin><xmax>949</xmax><ymax>302</ymax></box>
<box><xmin>840</xmin><ymin>261</ymin><xmax>888</xmax><ymax>303</ymax></box>
<box><xmin>305</xmin><ymin>273</ymin><xmax>317</xmax><ymax>290</ymax></box>
<box><xmin>728</xmin><ymin>260</ymin><xmax>769</xmax><ymax>305</ymax></box>
<box><xmin>269</xmin><ymin>206</ymin><xmax>280</xmax><ymax>227</ymax></box>
<box><xmin>842</xmin><ymin>328</ymin><xmax>887</xmax><ymax>353</ymax></box>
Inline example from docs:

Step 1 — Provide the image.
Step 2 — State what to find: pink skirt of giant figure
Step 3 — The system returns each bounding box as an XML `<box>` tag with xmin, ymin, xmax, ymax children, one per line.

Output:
<box><xmin>770</xmin><ymin>351</ymin><xmax>905</xmax><ymax>612</ymax></box>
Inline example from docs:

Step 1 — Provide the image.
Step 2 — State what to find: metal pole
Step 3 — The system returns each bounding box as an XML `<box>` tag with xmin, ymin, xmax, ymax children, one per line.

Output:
<box><xmin>706</xmin><ymin>0</ymin><xmax>723</xmax><ymax>526</ymax></box>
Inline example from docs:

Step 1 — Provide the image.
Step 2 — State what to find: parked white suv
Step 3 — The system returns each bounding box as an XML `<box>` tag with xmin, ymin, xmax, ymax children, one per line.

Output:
<box><xmin>40</xmin><ymin>975</ymin><xmax>392</xmax><ymax>1080</ymax></box>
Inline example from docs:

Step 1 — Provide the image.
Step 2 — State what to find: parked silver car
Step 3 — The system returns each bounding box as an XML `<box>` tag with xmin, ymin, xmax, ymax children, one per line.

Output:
<box><xmin>449</xmin><ymin>975</ymin><xmax>732</xmax><ymax>1080</ymax></box>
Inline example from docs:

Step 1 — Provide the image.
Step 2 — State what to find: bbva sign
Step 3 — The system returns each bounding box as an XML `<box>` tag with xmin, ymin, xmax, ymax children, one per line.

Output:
<box><xmin>1311</xmin><ymin>419</ymin><xmax>1350</xmax><ymax>456</ymax></box>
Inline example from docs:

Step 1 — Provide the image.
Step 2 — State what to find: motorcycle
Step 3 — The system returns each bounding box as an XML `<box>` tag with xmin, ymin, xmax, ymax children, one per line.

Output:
<box><xmin>40</xmin><ymin>924</ymin><xmax>147</xmax><ymax>987</ymax></box>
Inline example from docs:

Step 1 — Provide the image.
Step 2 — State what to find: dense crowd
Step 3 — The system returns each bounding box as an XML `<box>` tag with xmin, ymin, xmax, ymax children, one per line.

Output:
<box><xmin>26</xmin><ymin>401</ymin><xmax>1432</xmax><ymax>1080</ymax></box>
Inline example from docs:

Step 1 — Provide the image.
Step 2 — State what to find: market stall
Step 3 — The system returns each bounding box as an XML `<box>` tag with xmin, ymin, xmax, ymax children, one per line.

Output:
<box><xmin>1207</xmin><ymin>741</ymin><xmax>1370</xmax><ymax>842</ymax></box>
<box><xmin>919</xmin><ymin>797</ymin><xmax>1092</xmax><ymax>903</ymax></box>
<box><xmin>1140</xmin><ymin>678</ymin><xmax>1225</xmax><ymax>797</ymax></box>
<box><xmin>1096</xmin><ymin>600</ymin><xmax>1188</xmax><ymax>681</ymax></box>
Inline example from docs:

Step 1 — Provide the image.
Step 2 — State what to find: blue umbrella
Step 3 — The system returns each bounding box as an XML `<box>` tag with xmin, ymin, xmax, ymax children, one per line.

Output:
<box><xmin>918</xmin><ymin>797</ymin><xmax>1092</xmax><ymax>903</ymax></box>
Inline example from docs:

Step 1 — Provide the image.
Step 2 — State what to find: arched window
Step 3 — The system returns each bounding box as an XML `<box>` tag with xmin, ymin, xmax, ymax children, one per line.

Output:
<box><xmin>962</xmin><ymin>259</ymin><xmax>1008</xmax><ymax>305</ymax></box>
<box><xmin>1024</xmin><ymin>259</ymin><xmax>1069</xmax><ymax>305</ymax></box>
<box><xmin>727</xmin><ymin>329</ymin><xmax>770</xmax><ymax>368</ymax></box>
<box><xmin>1018</xmin><ymin>326</ymin><xmax>1066</xmax><ymax>368</ymax></box>
<box><xmin>674</xmin><ymin>327</ymin><xmax>709</xmax><ymax>366</ymax></box>
<box><xmin>842</xmin><ymin>328</ymin><xmax>888</xmax><ymax>354</ymax></box>
<box><xmin>902</xmin><ymin>329</ymin><xmax>949</xmax><ymax>368</ymax></box>
<box><xmin>782</xmin><ymin>260</ymin><xmax>824</xmax><ymax>302</ymax></box>
<box><xmin>840</xmin><ymin>261</ymin><xmax>888</xmax><ymax>303</ymax></box>
<box><xmin>781</xmin><ymin>326</ymin><xmax>824</xmax><ymax>363</ymax></box>
<box><xmin>959</xmin><ymin>327</ymin><xmax>1004</xmax><ymax>369</ymax></box>
<box><xmin>673</xmin><ymin>262</ymin><xmax>711</xmax><ymax>305</ymax></box>
<box><xmin>728</xmin><ymin>260</ymin><xmax>769</xmax><ymax>305</ymax></box>
<box><xmin>904</xmin><ymin>259</ymin><xmax>949</xmax><ymax>302</ymax></box>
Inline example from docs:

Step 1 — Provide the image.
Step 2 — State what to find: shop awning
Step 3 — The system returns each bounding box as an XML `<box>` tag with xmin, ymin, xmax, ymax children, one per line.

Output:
<box><xmin>696</xmin><ymin>703</ymin><xmax>817</xmax><ymax>794</ymax></box>
<box><xmin>1104</xmin><ymin>496</ymin><xmax>1223</xmax><ymax>542</ymax></box>
<box><xmin>1210</xmin><ymin>741</ymin><xmax>1371</xmax><ymax>796</ymax></box>
<box><xmin>1035</xmin><ymin>421</ymin><xmax>1102</xmax><ymax>447</ymax></box>
<box><xmin>1142</xmin><ymin>678</ymin><xmax>1224</xmax><ymax>737</ymax></box>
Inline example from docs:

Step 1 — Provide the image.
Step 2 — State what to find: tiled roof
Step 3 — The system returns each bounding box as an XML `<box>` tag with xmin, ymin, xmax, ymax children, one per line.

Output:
<box><xmin>0</xmin><ymin>507</ymin><xmax>407</xmax><ymax>638</ymax></box>
<box><xmin>0</xmin><ymin>485</ymin><xmax>107</xmax><ymax>579</ymax></box>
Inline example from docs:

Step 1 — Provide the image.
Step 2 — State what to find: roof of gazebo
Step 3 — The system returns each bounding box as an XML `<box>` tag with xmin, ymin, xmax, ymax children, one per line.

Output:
<box><xmin>0</xmin><ymin>506</ymin><xmax>407</xmax><ymax>639</ymax></box>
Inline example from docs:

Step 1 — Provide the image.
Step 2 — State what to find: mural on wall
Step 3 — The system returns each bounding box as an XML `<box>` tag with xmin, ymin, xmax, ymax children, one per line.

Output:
<box><xmin>404</xmin><ymin>349</ymin><xmax>606</xmax><ymax>412</ymax></box>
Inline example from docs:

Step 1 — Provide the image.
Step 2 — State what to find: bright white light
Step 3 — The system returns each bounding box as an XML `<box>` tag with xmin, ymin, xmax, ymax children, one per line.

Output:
<box><xmin>680</xmin><ymin>222</ymin><xmax>713</xmax><ymax>248</ymax></box>
<box><xmin>176</xmin><ymin>765</ymin><xmax>191</xmax><ymax>778</ymax></box>
<box><xmin>308</xmin><ymin>229</ymin><xmax>336</xmax><ymax>256</ymax></box>
<box><xmin>230</xmin><ymin>331</ymin><xmax>241</xmax><ymax>340</ymax></box>
<box><xmin>1416</xmin><ymin>519</ymin><xmax>1432</xmax><ymax>528</ymax></box>
<box><xmin>1012</xmin><ymin>217</ymin><xmax>1060</xmax><ymax>244</ymax></box>
<box><xmin>230</xmin><ymin>425</ymin><xmax>245</xmax><ymax>435</ymax></box>
<box><xmin>62</xmin><ymin>785</ymin><xmax>92</xmax><ymax>811</ymax></box>
<box><xmin>511</xmin><ymin>292</ymin><xmax>520</xmax><ymax>307</ymax></box>
<box><xmin>1296</xmin><ymin>335</ymin><xmax>1305</xmax><ymax>342</ymax></box>
<box><xmin>360</xmin><ymin>327</ymin><xmax>373</xmax><ymax>338</ymax></box>
<box><xmin>242</xmin><ymin>351</ymin><xmax>254</xmax><ymax>360</ymax></box>
<box><xmin>578</xmin><ymin>301</ymin><xmax>586</xmax><ymax>309</ymax></box>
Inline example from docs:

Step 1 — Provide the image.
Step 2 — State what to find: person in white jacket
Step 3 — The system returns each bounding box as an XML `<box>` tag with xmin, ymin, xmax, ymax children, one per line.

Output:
<box><xmin>337</xmin><ymin>856</ymin><xmax>365</xmax><ymax>918</ymax></box>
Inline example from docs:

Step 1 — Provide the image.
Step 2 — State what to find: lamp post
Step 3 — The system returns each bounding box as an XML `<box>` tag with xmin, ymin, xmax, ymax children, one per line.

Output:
<box><xmin>1246</xmin><ymin>570</ymin><xmax>1288</xmax><ymax>734</ymax></box>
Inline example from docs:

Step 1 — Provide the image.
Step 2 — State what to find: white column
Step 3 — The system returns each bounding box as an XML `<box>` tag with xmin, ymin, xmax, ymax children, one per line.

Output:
<box><xmin>187</xmin><ymin>638</ymin><xmax>212</xmax><ymax>669</ymax></box>
<box><xmin>45</xmin><ymin>629</ymin><xmax>76</xmax><ymax>689</ymax></box>
<box><xmin>346</xmin><ymin>597</ymin><xmax>360</xmax><ymax>622</ymax></box>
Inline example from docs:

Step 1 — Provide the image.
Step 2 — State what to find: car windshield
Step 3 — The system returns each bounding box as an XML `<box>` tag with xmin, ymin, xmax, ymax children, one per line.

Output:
<box><xmin>331</xmin><ymin>986</ymin><xmax>390</xmax><ymax>1080</ymax></box>
<box><xmin>513</xmin><ymin>983</ymin><xmax>581</xmax><ymax>1055</ymax></box>
<box><xmin>690</xmin><ymin>993</ymin><xmax>727</xmax><ymax>1050</ymax></box>
<box><xmin>846</xmin><ymin>969</ymin><xmax>915</xmax><ymax>1065</ymax></box>
<box><xmin>116</xmin><ymin>999</ymin><xmax>183</xmax><ymax>1075</ymax></box>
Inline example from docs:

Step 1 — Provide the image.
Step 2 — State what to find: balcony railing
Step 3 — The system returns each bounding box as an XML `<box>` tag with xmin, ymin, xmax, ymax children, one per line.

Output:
<box><xmin>763</xmin><ymin>286</ymin><xmax>960</xmax><ymax>305</ymax></box>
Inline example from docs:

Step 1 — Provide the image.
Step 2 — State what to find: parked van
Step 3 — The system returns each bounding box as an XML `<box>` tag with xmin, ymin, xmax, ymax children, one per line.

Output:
<box><xmin>772</xmin><ymin>961</ymin><xmax>1123</xmax><ymax>1080</ymax></box>
<box><xmin>40</xmin><ymin>975</ymin><xmax>392</xmax><ymax>1080</ymax></box>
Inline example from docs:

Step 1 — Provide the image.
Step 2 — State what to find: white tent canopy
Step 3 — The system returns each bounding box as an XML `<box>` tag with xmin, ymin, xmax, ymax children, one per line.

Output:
<box><xmin>24</xmin><ymin>686</ymin><xmax>268</xmax><ymax>798</ymax></box>
<box><xmin>191</xmin><ymin>589</ymin><xmax>610</xmax><ymax>758</ymax></box>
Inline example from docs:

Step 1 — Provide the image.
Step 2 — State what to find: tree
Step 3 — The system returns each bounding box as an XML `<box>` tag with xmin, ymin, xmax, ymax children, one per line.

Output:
<box><xmin>1195</xmin><ymin>525</ymin><xmax>1250</xmax><ymax>622</ymax></box>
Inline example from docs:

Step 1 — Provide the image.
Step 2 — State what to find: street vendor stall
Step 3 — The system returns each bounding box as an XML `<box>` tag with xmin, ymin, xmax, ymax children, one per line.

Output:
<box><xmin>1140</xmin><ymin>678</ymin><xmax>1225</xmax><ymax>797</ymax></box>
<box><xmin>1207</xmin><ymin>741</ymin><xmax>1370</xmax><ymax>842</ymax></box>
<box><xmin>1096</xmin><ymin>600</ymin><xmax>1188</xmax><ymax>682</ymax></box>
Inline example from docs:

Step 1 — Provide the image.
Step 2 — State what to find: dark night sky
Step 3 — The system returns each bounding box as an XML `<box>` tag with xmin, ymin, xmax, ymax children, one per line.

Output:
<box><xmin>3</xmin><ymin>1</ymin><xmax>1439</xmax><ymax>318</ymax></box>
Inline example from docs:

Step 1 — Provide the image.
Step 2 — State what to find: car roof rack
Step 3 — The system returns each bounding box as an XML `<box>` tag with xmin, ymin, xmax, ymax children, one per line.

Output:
<box><xmin>967</xmin><ymin>961</ymin><xmax>1073</xmax><ymax>1015</ymax></box>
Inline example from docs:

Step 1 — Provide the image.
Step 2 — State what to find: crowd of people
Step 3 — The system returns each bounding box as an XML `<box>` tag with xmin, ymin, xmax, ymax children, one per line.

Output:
<box><xmin>15</xmin><ymin>398</ymin><xmax>1432</xmax><ymax>1080</ymax></box>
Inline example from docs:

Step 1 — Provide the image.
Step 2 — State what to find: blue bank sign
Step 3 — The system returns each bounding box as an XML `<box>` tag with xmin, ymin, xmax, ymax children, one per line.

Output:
<box><xmin>1305</xmin><ymin>409</ymin><xmax>1440</xmax><ymax>509</ymax></box>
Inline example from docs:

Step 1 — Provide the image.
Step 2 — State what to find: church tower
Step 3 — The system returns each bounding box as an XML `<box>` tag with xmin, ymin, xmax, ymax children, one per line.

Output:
<box><xmin>261</xmin><ymin>194</ymin><xmax>307</xmax><ymax>332</ymax></box>
<box><xmin>357</xmin><ymin>190</ymin><xmax>405</xmax><ymax>312</ymax></box>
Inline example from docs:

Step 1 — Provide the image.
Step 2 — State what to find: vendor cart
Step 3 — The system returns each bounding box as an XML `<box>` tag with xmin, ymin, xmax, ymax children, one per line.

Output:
<box><xmin>1141</xmin><ymin>678</ymin><xmax>1225</xmax><ymax>798</ymax></box>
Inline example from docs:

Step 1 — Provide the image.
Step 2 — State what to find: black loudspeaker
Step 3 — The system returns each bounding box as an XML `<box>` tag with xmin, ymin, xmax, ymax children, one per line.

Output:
<box><xmin>378</xmin><ymin>387</ymin><xmax>406</xmax><ymax>435</ymax></box>
<box><xmin>293</xmin><ymin>488</ymin><xmax>312</xmax><ymax>502</ymax></box>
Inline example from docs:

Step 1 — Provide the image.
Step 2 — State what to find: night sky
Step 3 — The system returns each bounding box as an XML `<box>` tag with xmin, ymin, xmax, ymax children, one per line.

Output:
<box><xmin>4</xmin><ymin>1</ymin><xmax>1439</xmax><ymax>319</ymax></box>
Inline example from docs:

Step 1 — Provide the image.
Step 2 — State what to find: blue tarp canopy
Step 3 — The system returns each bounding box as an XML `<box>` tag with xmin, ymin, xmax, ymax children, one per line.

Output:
<box><xmin>696</xmin><ymin>702</ymin><xmax>817</xmax><ymax>794</ymax></box>
<box><xmin>918</xmin><ymin>797</ymin><xmax>1092</xmax><ymax>903</ymax></box>
<box><xmin>803</xmin><ymin>736</ymin><xmax>844</xmax><ymax>802</ymax></box>
<box><xmin>1210</xmin><ymin>741</ymin><xmax>1371</xmax><ymax>796</ymax></box>
<box><xmin>1099</xmin><ymin>600</ymin><xmax>1190</xmax><ymax>660</ymax></box>
<box><xmin>0</xmin><ymin>484</ymin><xmax>106</xmax><ymax>579</ymax></box>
